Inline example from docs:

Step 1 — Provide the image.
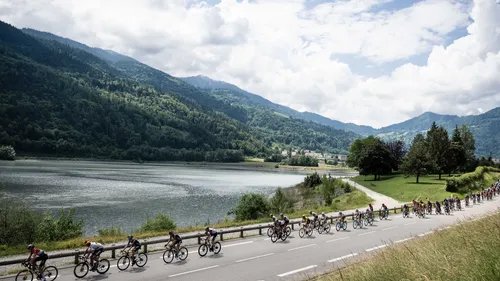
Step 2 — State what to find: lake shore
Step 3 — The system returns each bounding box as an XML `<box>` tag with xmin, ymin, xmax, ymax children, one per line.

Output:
<box><xmin>13</xmin><ymin>155</ymin><xmax>358</xmax><ymax>175</ymax></box>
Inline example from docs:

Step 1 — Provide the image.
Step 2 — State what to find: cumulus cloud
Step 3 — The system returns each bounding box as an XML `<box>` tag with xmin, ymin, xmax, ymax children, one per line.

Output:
<box><xmin>1</xmin><ymin>0</ymin><xmax>499</xmax><ymax>128</ymax></box>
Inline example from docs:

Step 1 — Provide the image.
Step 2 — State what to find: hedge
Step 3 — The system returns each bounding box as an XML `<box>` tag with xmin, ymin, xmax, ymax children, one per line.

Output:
<box><xmin>445</xmin><ymin>166</ymin><xmax>500</xmax><ymax>193</ymax></box>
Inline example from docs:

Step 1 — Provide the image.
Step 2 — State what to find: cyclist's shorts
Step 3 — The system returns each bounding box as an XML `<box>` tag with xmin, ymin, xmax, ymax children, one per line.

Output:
<box><xmin>92</xmin><ymin>247</ymin><xmax>104</xmax><ymax>257</ymax></box>
<box><xmin>211</xmin><ymin>232</ymin><xmax>218</xmax><ymax>237</ymax></box>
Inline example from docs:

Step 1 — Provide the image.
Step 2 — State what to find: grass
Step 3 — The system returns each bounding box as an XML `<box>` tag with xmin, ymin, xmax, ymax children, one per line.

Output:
<box><xmin>352</xmin><ymin>172</ymin><xmax>500</xmax><ymax>202</ymax></box>
<box><xmin>313</xmin><ymin>211</ymin><xmax>500</xmax><ymax>281</ymax></box>
<box><xmin>0</xmin><ymin>187</ymin><xmax>371</xmax><ymax>258</ymax></box>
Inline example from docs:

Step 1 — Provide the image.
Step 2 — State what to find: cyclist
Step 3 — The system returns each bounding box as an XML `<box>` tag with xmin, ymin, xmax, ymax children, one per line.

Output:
<box><xmin>166</xmin><ymin>231</ymin><xmax>182</xmax><ymax>256</ymax></box>
<box><xmin>368</xmin><ymin>203</ymin><xmax>374</xmax><ymax>213</ymax></box>
<box><xmin>280</xmin><ymin>213</ymin><xmax>290</xmax><ymax>227</ymax></box>
<box><xmin>381</xmin><ymin>203</ymin><xmax>388</xmax><ymax>217</ymax></box>
<box><xmin>310</xmin><ymin>211</ymin><xmax>319</xmax><ymax>226</ymax></box>
<box><xmin>320</xmin><ymin>212</ymin><xmax>328</xmax><ymax>226</ymax></box>
<box><xmin>123</xmin><ymin>235</ymin><xmax>141</xmax><ymax>264</ymax></box>
<box><xmin>301</xmin><ymin>215</ymin><xmax>311</xmax><ymax>227</ymax></box>
<box><xmin>27</xmin><ymin>244</ymin><xmax>48</xmax><ymax>276</ymax></box>
<box><xmin>435</xmin><ymin>200</ymin><xmax>441</xmax><ymax>214</ymax></box>
<box><xmin>455</xmin><ymin>196</ymin><xmax>461</xmax><ymax>210</ymax></box>
<box><xmin>84</xmin><ymin>240</ymin><xmax>104</xmax><ymax>272</ymax></box>
<box><xmin>204</xmin><ymin>227</ymin><xmax>218</xmax><ymax>251</ymax></box>
<box><xmin>338</xmin><ymin>211</ymin><xmax>346</xmax><ymax>224</ymax></box>
<box><xmin>354</xmin><ymin>209</ymin><xmax>363</xmax><ymax>223</ymax></box>
<box><xmin>403</xmin><ymin>204</ymin><xmax>409</xmax><ymax>216</ymax></box>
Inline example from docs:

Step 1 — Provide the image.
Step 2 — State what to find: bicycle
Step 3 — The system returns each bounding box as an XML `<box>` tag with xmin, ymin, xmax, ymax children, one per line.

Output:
<box><xmin>364</xmin><ymin>214</ymin><xmax>374</xmax><ymax>226</ymax></box>
<box><xmin>402</xmin><ymin>209</ymin><xmax>410</xmax><ymax>218</ymax></box>
<box><xmin>267</xmin><ymin>224</ymin><xmax>279</xmax><ymax>237</ymax></box>
<box><xmin>299</xmin><ymin>222</ymin><xmax>314</xmax><ymax>238</ymax></box>
<box><xmin>15</xmin><ymin>260</ymin><xmax>58</xmax><ymax>281</ymax></box>
<box><xmin>271</xmin><ymin>226</ymin><xmax>288</xmax><ymax>242</ymax></box>
<box><xmin>379</xmin><ymin>208</ymin><xmax>389</xmax><ymax>220</ymax></box>
<box><xmin>73</xmin><ymin>256</ymin><xmax>110</xmax><ymax>278</ymax></box>
<box><xmin>198</xmin><ymin>237</ymin><xmax>221</xmax><ymax>257</ymax></box>
<box><xmin>163</xmin><ymin>243</ymin><xmax>188</xmax><ymax>263</ymax></box>
<box><xmin>116</xmin><ymin>249</ymin><xmax>148</xmax><ymax>271</ymax></box>
<box><xmin>353</xmin><ymin>216</ymin><xmax>363</xmax><ymax>229</ymax></box>
<box><xmin>335</xmin><ymin>219</ymin><xmax>348</xmax><ymax>231</ymax></box>
<box><xmin>317</xmin><ymin>220</ymin><xmax>332</xmax><ymax>234</ymax></box>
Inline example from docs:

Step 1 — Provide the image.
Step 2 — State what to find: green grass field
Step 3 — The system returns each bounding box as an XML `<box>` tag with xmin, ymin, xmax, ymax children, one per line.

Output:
<box><xmin>352</xmin><ymin>172</ymin><xmax>500</xmax><ymax>202</ymax></box>
<box><xmin>313</xmin><ymin>211</ymin><xmax>500</xmax><ymax>281</ymax></box>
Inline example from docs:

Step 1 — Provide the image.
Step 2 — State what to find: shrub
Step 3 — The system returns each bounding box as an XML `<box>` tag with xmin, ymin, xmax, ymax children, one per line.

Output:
<box><xmin>0</xmin><ymin>196</ymin><xmax>40</xmax><ymax>245</ymax></box>
<box><xmin>140</xmin><ymin>214</ymin><xmax>176</xmax><ymax>232</ymax></box>
<box><xmin>0</xmin><ymin>146</ymin><xmax>15</xmax><ymax>160</ymax></box>
<box><xmin>319</xmin><ymin>175</ymin><xmax>335</xmax><ymax>205</ymax></box>
<box><xmin>269</xmin><ymin>188</ymin><xmax>294</xmax><ymax>213</ymax></box>
<box><xmin>36</xmin><ymin>208</ymin><xmax>83</xmax><ymax>241</ymax></box>
<box><xmin>304</xmin><ymin>172</ymin><xmax>322</xmax><ymax>188</ymax></box>
<box><xmin>288</xmin><ymin>156</ymin><xmax>319</xmax><ymax>167</ymax></box>
<box><xmin>233</xmin><ymin>193</ymin><xmax>270</xmax><ymax>221</ymax></box>
<box><xmin>446</xmin><ymin>166</ymin><xmax>500</xmax><ymax>192</ymax></box>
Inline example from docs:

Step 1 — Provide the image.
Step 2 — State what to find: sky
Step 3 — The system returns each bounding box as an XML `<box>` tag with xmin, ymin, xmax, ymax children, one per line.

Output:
<box><xmin>1</xmin><ymin>0</ymin><xmax>499</xmax><ymax>128</ymax></box>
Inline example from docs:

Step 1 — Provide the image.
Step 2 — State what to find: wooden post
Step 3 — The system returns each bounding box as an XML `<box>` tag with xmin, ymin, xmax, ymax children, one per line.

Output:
<box><xmin>240</xmin><ymin>228</ymin><xmax>244</xmax><ymax>238</ymax></box>
<box><xmin>111</xmin><ymin>244</ymin><xmax>116</xmax><ymax>259</ymax></box>
<box><xmin>198</xmin><ymin>236</ymin><xmax>201</xmax><ymax>244</ymax></box>
<box><xmin>220</xmin><ymin>232</ymin><xmax>224</xmax><ymax>241</ymax></box>
<box><xmin>74</xmin><ymin>250</ymin><xmax>79</xmax><ymax>265</ymax></box>
<box><xmin>259</xmin><ymin>226</ymin><xmax>262</xmax><ymax>235</ymax></box>
<box><xmin>144</xmin><ymin>240</ymin><xmax>148</xmax><ymax>253</ymax></box>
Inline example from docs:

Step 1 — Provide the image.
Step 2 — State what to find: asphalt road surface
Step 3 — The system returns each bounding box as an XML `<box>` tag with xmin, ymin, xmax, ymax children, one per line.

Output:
<box><xmin>3</xmin><ymin>198</ymin><xmax>499</xmax><ymax>281</ymax></box>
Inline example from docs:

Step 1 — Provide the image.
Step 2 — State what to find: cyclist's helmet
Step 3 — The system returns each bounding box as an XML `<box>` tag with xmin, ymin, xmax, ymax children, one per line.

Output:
<box><xmin>205</xmin><ymin>227</ymin><xmax>209</xmax><ymax>231</ymax></box>
<box><xmin>302</xmin><ymin>215</ymin><xmax>306</xmax><ymax>219</ymax></box>
<box><xmin>270</xmin><ymin>214</ymin><xmax>273</xmax><ymax>217</ymax></box>
<box><xmin>322</xmin><ymin>212</ymin><xmax>325</xmax><ymax>215</ymax></box>
<box><xmin>127</xmin><ymin>235</ymin><xmax>133</xmax><ymax>240</ymax></box>
<box><xmin>309</xmin><ymin>211</ymin><xmax>312</xmax><ymax>214</ymax></box>
<box><xmin>168</xmin><ymin>231</ymin><xmax>174</xmax><ymax>236</ymax></box>
<box><xmin>27</xmin><ymin>244</ymin><xmax>34</xmax><ymax>250</ymax></box>
<box><xmin>280</xmin><ymin>213</ymin><xmax>283</xmax><ymax>217</ymax></box>
<box><xmin>84</xmin><ymin>240</ymin><xmax>90</xmax><ymax>246</ymax></box>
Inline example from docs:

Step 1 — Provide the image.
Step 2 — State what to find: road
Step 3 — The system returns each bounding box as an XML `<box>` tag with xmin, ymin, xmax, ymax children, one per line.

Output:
<box><xmin>3</xmin><ymin>197</ymin><xmax>499</xmax><ymax>281</ymax></box>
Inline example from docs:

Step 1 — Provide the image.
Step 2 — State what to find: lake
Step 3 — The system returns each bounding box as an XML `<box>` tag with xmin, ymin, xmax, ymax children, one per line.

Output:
<box><xmin>0</xmin><ymin>160</ymin><xmax>351</xmax><ymax>235</ymax></box>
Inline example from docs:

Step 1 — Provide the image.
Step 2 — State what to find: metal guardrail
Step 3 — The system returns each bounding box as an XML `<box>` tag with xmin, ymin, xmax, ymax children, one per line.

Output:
<box><xmin>0</xmin><ymin>203</ymin><xmax>467</xmax><ymax>267</ymax></box>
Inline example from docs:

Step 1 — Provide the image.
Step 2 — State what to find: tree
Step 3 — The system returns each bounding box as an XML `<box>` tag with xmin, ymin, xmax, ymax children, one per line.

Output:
<box><xmin>384</xmin><ymin>139</ymin><xmax>406</xmax><ymax>171</ymax></box>
<box><xmin>459</xmin><ymin>125</ymin><xmax>476</xmax><ymax>172</ymax></box>
<box><xmin>269</xmin><ymin>188</ymin><xmax>294</xmax><ymax>214</ymax></box>
<box><xmin>233</xmin><ymin>193</ymin><xmax>270</xmax><ymax>221</ymax></box>
<box><xmin>448</xmin><ymin>125</ymin><xmax>466</xmax><ymax>173</ymax></box>
<box><xmin>346</xmin><ymin>138</ymin><xmax>364</xmax><ymax>168</ymax></box>
<box><xmin>426</xmin><ymin>123</ymin><xmax>450</xmax><ymax>179</ymax></box>
<box><xmin>354</xmin><ymin>137</ymin><xmax>393</xmax><ymax>180</ymax></box>
<box><xmin>400</xmin><ymin>134</ymin><xmax>433</xmax><ymax>183</ymax></box>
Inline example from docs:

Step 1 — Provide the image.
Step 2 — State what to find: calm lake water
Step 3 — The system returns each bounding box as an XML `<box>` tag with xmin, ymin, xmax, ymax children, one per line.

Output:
<box><xmin>0</xmin><ymin>160</ymin><xmax>336</xmax><ymax>235</ymax></box>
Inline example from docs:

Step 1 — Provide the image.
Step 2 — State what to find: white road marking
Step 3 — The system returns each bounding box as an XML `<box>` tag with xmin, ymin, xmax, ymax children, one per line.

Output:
<box><xmin>236</xmin><ymin>253</ymin><xmax>274</xmax><ymax>263</ymax></box>
<box><xmin>382</xmin><ymin>226</ymin><xmax>398</xmax><ymax>231</ymax></box>
<box><xmin>366</xmin><ymin>245</ymin><xmax>388</xmax><ymax>252</ymax></box>
<box><xmin>110</xmin><ymin>265</ymin><xmax>117</xmax><ymax>268</ymax></box>
<box><xmin>404</xmin><ymin>222</ymin><xmax>416</xmax><ymax>226</ymax></box>
<box><xmin>168</xmin><ymin>265</ymin><xmax>220</xmax><ymax>277</ymax></box>
<box><xmin>277</xmin><ymin>265</ymin><xmax>317</xmax><ymax>277</ymax></box>
<box><xmin>418</xmin><ymin>231</ymin><xmax>433</xmax><ymax>237</ymax></box>
<box><xmin>188</xmin><ymin>251</ymin><xmax>197</xmax><ymax>254</ymax></box>
<box><xmin>287</xmin><ymin>244</ymin><xmax>317</xmax><ymax>252</ymax></box>
<box><xmin>358</xmin><ymin>231</ymin><xmax>376</xmax><ymax>236</ymax></box>
<box><xmin>328</xmin><ymin>253</ymin><xmax>359</xmax><ymax>263</ymax></box>
<box><xmin>394</xmin><ymin>237</ymin><xmax>414</xmax><ymax>244</ymax></box>
<box><xmin>263</xmin><ymin>238</ymin><xmax>271</xmax><ymax>241</ymax></box>
<box><xmin>224</xmin><ymin>241</ymin><xmax>254</xmax><ymax>248</ymax></box>
<box><xmin>326</xmin><ymin>237</ymin><xmax>349</xmax><ymax>243</ymax></box>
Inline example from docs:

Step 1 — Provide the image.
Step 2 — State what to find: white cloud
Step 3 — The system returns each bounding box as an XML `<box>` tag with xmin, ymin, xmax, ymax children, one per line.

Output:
<box><xmin>1</xmin><ymin>0</ymin><xmax>499</xmax><ymax>128</ymax></box>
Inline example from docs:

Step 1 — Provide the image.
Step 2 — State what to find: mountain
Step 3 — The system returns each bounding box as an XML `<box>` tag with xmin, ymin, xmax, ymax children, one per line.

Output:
<box><xmin>181</xmin><ymin>75</ymin><xmax>500</xmax><ymax>157</ymax></box>
<box><xmin>181</xmin><ymin>75</ymin><xmax>376</xmax><ymax>135</ymax></box>
<box><xmin>0</xmin><ymin>21</ymin><xmax>358</xmax><ymax>160</ymax></box>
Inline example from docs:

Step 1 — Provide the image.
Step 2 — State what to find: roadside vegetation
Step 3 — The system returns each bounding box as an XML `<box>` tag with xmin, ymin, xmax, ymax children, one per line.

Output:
<box><xmin>0</xmin><ymin>145</ymin><xmax>15</xmax><ymax>160</ymax></box>
<box><xmin>312</xmin><ymin>211</ymin><xmax>500</xmax><ymax>281</ymax></box>
<box><xmin>0</xmin><ymin>173</ymin><xmax>370</xmax><ymax>258</ymax></box>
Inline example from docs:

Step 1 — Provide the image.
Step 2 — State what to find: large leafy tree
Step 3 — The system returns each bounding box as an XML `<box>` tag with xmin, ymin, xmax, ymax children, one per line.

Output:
<box><xmin>426</xmin><ymin>122</ymin><xmax>450</xmax><ymax>179</ymax></box>
<box><xmin>448</xmin><ymin>125</ymin><xmax>467</xmax><ymax>173</ymax></box>
<box><xmin>347</xmin><ymin>136</ymin><xmax>393</xmax><ymax>180</ymax></box>
<box><xmin>400</xmin><ymin>134</ymin><xmax>433</xmax><ymax>183</ymax></box>
<box><xmin>459</xmin><ymin>125</ymin><xmax>477</xmax><ymax>172</ymax></box>
<box><xmin>384</xmin><ymin>139</ymin><xmax>407</xmax><ymax>171</ymax></box>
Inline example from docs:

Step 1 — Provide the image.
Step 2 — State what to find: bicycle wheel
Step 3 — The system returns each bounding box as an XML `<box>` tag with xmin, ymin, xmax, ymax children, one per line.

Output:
<box><xmin>198</xmin><ymin>244</ymin><xmax>208</xmax><ymax>257</ymax></box>
<box><xmin>299</xmin><ymin>228</ymin><xmax>305</xmax><ymax>238</ymax></box>
<box><xmin>324</xmin><ymin>223</ymin><xmax>331</xmax><ymax>233</ymax></box>
<box><xmin>178</xmin><ymin>247</ymin><xmax>189</xmax><ymax>261</ymax></box>
<box><xmin>271</xmin><ymin>232</ymin><xmax>278</xmax><ymax>243</ymax></box>
<box><xmin>307</xmin><ymin>226</ymin><xmax>314</xmax><ymax>237</ymax></box>
<box><xmin>163</xmin><ymin>249</ymin><xmax>174</xmax><ymax>264</ymax></box>
<box><xmin>280</xmin><ymin>232</ymin><xmax>287</xmax><ymax>241</ymax></box>
<box><xmin>213</xmin><ymin>242</ymin><xmax>222</xmax><ymax>254</ymax></box>
<box><xmin>342</xmin><ymin>222</ymin><xmax>347</xmax><ymax>230</ymax></box>
<box><xmin>318</xmin><ymin>224</ymin><xmax>324</xmax><ymax>234</ymax></box>
<box><xmin>335</xmin><ymin>222</ymin><xmax>341</xmax><ymax>231</ymax></box>
<box><xmin>96</xmin><ymin>259</ymin><xmax>110</xmax><ymax>274</ymax></box>
<box><xmin>15</xmin><ymin>269</ymin><xmax>33</xmax><ymax>281</ymax></box>
<box><xmin>117</xmin><ymin>256</ymin><xmax>130</xmax><ymax>271</ymax></box>
<box><xmin>353</xmin><ymin>220</ymin><xmax>358</xmax><ymax>229</ymax></box>
<box><xmin>42</xmin><ymin>266</ymin><xmax>59</xmax><ymax>281</ymax></box>
<box><xmin>285</xmin><ymin>226</ymin><xmax>292</xmax><ymax>237</ymax></box>
<box><xmin>136</xmin><ymin>253</ymin><xmax>148</xmax><ymax>267</ymax></box>
<box><xmin>267</xmin><ymin>227</ymin><xmax>274</xmax><ymax>237</ymax></box>
<box><xmin>73</xmin><ymin>262</ymin><xmax>89</xmax><ymax>278</ymax></box>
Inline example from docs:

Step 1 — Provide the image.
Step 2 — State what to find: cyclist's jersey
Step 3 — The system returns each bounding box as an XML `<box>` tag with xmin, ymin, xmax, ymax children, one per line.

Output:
<box><xmin>31</xmin><ymin>248</ymin><xmax>45</xmax><ymax>257</ymax></box>
<box><xmin>170</xmin><ymin>234</ymin><xmax>182</xmax><ymax>242</ymax></box>
<box><xmin>89</xmin><ymin>242</ymin><xmax>103</xmax><ymax>250</ymax></box>
<box><xmin>321</xmin><ymin>214</ymin><xmax>327</xmax><ymax>220</ymax></box>
<box><xmin>302</xmin><ymin>218</ymin><xmax>311</xmax><ymax>224</ymax></box>
<box><xmin>311</xmin><ymin>212</ymin><xmax>318</xmax><ymax>219</ymax></box>
<box><xmin>206</xmin><ymin>228</ymin><xmax>217</xmax><ymax>235</ymax></box>
<box><xmin>127</xmin><ymin>239</ymin><xmax>141</xmax><ymax>247</ymax></box>
<box><xmin>283</xmin><ymin>216</ymin><xmax>289</xmax><ymax>223</ymax></box>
